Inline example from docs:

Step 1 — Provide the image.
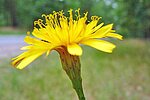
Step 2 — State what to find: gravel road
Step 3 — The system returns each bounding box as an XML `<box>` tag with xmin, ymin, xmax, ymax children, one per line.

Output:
<box><xmin>0</xmin><ymin>35</ymin><xmax>26</xmax><ymax>58</ymax></box>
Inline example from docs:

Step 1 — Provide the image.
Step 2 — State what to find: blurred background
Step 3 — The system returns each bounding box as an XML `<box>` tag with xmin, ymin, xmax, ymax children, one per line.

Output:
<box><xmin>0</xmin><ymin>0</ymin><xmax>150</xmax><ymax>38</ymax></box>
<box><xmin>0</xmin><ymin>0</ymin><xmax>150</xmax><ymax>100</ymax></box>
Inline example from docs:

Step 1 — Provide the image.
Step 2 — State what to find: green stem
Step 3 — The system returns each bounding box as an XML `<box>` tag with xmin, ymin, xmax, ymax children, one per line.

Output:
<box><xmin>57</xmin><ymin>47</ymin><xmax>85</xmax><ymax>100</ymax></box>
<box><xmin>72</xmin><ymin>77</ymin><xmax>85</xmax><ymax>100</ymax></box>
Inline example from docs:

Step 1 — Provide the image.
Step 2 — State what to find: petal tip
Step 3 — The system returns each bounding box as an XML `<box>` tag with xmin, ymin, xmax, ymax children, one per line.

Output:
<box><xmin>67</xmin><ymin>44</ymin><xmax>82</xmax><ymax>56</ymax></box>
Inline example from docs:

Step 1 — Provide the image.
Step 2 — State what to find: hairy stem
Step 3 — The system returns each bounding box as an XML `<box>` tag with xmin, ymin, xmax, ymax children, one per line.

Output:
<box><xmin>57</xmin><ymin>47</ymin><xmax>85</xmax><ymax>100</ymax></box>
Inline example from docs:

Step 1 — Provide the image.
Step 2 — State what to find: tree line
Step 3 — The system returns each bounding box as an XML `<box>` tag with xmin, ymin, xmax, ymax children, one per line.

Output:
<box><xmin>0</xmin><ymin>0</ymin><xmax>149</xmax><ymax>38</ymax></box>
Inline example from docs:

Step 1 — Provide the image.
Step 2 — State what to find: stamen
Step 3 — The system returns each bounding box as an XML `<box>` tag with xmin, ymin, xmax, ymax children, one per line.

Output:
<box><xmin>68</xmin><ymin>9</ymin><xmax>73</xmax><ymax>20</ymax></box>
<box><xmin>91</xmin><ymin>16</ymin><xmax>101</xmax><ymax>21</ymax></box>
<box><xmin>68</xmin><ymin>9</ymin><xmax>73</xmax><ymax>27</ymax></box>
<box><xmin>38</xmin><ymin>19</ymin><xmax>46</xmax><ymax>28</ymax></box>
<box><xmin>34</xmin><ymin>21</ymin><xmax>38</xmax><ymax>26</ymax></box>
<box><xmin>84</xmin><ymin>12</ymin><xmax>88</xmax><ymax>18</ymax></box>
<box><xmin>27</xmin><ymin>31</ymin><xmax>30</xmax><ymax>35</ymax></box>
<box><xmin>75</xmin><ymin>8</ymin><xmax>81</xmax><ymax>20</ymax></box>
<box><xmin>42</xmin><ymin>14</ymin><xmax>49</xmax><ymax>24</ymax></box>
<box><xmin>42</xmin><ymin>14</ymin><xmax>46</xmax><ymax>18</ymax></box>
<box><xmin>52</xmin><ymin>11</ymin><xmax>61</xmax><ymax>28</ymax></box>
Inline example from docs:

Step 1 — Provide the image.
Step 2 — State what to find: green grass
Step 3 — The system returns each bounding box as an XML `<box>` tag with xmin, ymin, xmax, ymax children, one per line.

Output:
<box><xmin>0</xmin><ymin>27</ymin><xmax>26</xmax><ymax>35</ymax></box>
<box><xmin>0</xmin><ymin>39</ymin><xmax>150</xmax><ymax>100</ymax></box>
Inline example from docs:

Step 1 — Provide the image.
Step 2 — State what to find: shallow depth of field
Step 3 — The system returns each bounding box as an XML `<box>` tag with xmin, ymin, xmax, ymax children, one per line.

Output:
<box><xmin>0</xmin><ymin>0</ymin><xmax>150</xmax><ymax>100</ymax></box>
<box><xmin>0</xmin><ymin>38</ymin><xmax>150</xmax><ymax>100</ymax></box>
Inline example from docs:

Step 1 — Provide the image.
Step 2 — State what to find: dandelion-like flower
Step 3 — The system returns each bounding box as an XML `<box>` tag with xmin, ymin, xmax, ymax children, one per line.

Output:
<box><xmin>12</xmin><ymin>9</ymin><xmax>122</xmax><ymax>100</ymax></box>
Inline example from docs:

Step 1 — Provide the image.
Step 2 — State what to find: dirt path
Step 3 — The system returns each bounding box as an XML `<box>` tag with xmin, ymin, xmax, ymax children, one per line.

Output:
<box><xmin>0</xmin><ymin>35</ymin><xmax>26</xmax><ymax>59</ymax></box>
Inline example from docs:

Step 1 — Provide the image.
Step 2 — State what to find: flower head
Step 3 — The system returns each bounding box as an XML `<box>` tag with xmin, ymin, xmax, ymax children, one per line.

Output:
<box><xmin>12</xmin><ymin>8</ymin><xmax>122</xmax><ymax>69</ymax></box>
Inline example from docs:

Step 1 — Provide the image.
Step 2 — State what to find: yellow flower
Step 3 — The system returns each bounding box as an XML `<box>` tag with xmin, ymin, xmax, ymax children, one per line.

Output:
<box><xmin>12</xmin><ymin>9</ymin><xmax>122</xmax><ymax>69</ymax></box>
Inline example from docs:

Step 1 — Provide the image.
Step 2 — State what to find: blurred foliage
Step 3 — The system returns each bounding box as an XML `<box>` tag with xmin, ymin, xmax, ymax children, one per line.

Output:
<box><xmin>0</xmin><ymin>0</ymin><xmax>150</xmax><ymax>38</ymax></box>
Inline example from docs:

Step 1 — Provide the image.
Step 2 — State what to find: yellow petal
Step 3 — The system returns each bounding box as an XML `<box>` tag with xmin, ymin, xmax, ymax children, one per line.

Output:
<box><xmin>24</xmin><ymin>36</ymin><xmax>52</xmax><ymax>48</ymax></box>
<box><xmin>21</xmin><ymin>46</ymin><xmax>32</xmax><ymax>50</ymax></box>
<box><xmin>12</xmin><ymin>51</ymin><xmax>30</xmax><ymax>60</ymax></box>
<box><xmin>67</xmin><ymin>43</ymin><xmax>82</xmax><ymax>56</ymax></box>
<box><xmin>46</xmin><ymin>50</ymin><xmax>51</xmax><ymax>56</ymax></box>
<box><xmin>45</xmin><ymin>26</ymin><xmax>62</xmax><ymax>43</ymax></box>
<box><xmin>58</xmin><ymin>17</ymin><xmax>69</xmax><ymax>43</ymax></box>
<box><xmin>24</xmin><ymin>36</ymin><xmax>41</xmax><ymax>45</ymax></box>
<box><xmin>15</xmin><ymin>52</ymin><xmax>44</xmax><ymax>69</ymax></box>
<box><xmin>91</xmin><ymin>24</ymin><xmax>113</xmax><ymax>38</ymax></box>
<box><xmin>72</xmin><ymin>18</ymin><xmax>86</xmax><ymax>40</ymax></box>
<box><xmin>84</xmin><ymin>20</ymin><xmax>98</xmax><ymax>35</ymax></box>
<box><xmin>32</xmin><ymin>28</ymin><xmax>51</xmax><ymax>42</ymax></box>
<box><xmin>81</xmin><ymin>39</ymin><xmax>116</xmax><ymax>53</ymax></box>
<box><xmin>106</xmin><ymin>33</ymin><xmax>123</xmax><ymax>40</ymax></box>
<box><xmin>92</xmin><ymin>23</ymin><xmax>104</xmax><ymax>33</ymax></box>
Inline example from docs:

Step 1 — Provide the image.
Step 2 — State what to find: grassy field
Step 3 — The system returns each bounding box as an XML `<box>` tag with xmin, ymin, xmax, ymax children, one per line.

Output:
<box><xmin>0</xmin><ymin>39</ymin><xmax>150</xmax><ymax>100</ymax></box>
<box><xmin>0</xmin><ymin>27</ymin><xmax>26</xmax><ymax>35</ymax></box>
